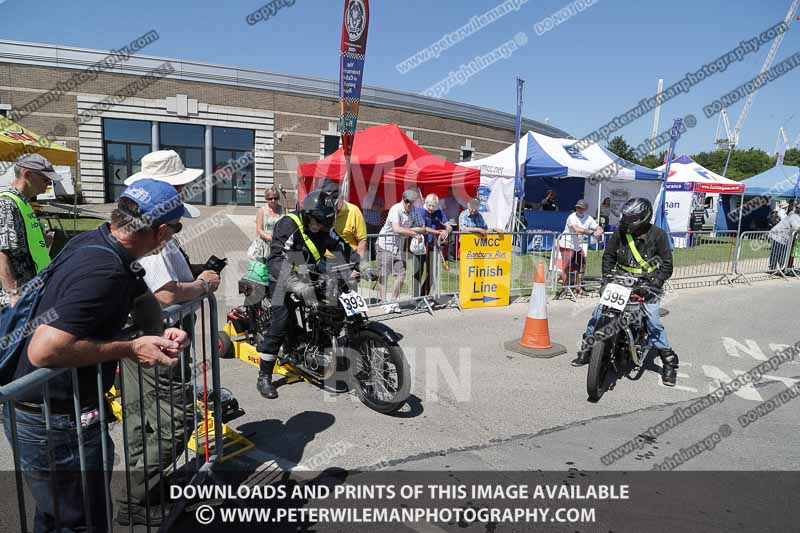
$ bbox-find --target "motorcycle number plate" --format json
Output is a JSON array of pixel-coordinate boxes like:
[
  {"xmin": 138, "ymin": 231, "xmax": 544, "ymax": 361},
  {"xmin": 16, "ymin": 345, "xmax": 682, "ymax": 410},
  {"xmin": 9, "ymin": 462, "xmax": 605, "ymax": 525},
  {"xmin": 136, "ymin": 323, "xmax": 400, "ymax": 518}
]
[
  {"xmin": 600, "ymin": 283, "xmax": 631, "ymax": 311},
  {"xmin": 339, "ymin": 291, "xmax": 369, "ymax": 317}
]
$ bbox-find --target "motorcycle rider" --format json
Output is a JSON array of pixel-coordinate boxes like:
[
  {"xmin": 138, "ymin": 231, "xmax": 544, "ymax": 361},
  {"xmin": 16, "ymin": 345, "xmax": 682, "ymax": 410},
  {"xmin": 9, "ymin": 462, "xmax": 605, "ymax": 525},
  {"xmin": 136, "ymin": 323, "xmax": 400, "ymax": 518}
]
[
  {"xmin": 256, "ymin": 184, "xmax": 356, "ymax": 399},
  {"xmin": 570, "ymin": 198, "xmax": 679, "ymax": 387}
]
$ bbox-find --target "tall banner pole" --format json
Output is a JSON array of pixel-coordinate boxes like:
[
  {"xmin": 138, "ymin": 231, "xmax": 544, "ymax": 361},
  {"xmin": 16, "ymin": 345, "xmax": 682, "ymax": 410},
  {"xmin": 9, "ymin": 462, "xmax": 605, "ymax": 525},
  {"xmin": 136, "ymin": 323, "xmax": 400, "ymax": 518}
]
[
  {"xmin": 511, "ymin": 77, "xmax": 525, "ymax": 233},
  {"xmin": 655, "ymin": 117, "xmax": 685, "ymax": 251},
  {"xmin": 339, "ymin": 0, "xmax": 370, "ymax": 202}
]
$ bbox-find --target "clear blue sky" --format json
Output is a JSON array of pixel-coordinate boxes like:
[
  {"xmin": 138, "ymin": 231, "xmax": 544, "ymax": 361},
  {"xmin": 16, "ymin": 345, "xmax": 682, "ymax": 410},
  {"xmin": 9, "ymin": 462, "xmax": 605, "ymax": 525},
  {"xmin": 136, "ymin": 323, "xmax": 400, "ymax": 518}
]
[{"xmin": 2, "ymin": 0, "xmax": 799, "ymax": 155}]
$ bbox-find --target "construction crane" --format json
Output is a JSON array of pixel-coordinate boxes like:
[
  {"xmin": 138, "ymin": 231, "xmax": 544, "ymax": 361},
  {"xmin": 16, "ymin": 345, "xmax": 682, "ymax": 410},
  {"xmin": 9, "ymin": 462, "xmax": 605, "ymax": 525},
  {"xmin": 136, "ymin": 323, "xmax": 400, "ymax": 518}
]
[
  {"xmin": 714, "ymin": 108, "xmax": 733, "ymax": 151},
  {"xmin": 721, "ymin": 0, "xmax": 800, "ymax": 176},
  {"xmin": 775, "ymin": 126, "xmax": 789, "ymax": 165}
]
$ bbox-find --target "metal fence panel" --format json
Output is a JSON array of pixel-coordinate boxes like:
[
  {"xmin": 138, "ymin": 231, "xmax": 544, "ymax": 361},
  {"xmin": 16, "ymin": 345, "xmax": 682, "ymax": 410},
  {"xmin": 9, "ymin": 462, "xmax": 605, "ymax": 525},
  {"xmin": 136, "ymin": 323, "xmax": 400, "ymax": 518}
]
[{"xmin": 0, "ymin": 294, "xmax": 223, "ymax": 532}]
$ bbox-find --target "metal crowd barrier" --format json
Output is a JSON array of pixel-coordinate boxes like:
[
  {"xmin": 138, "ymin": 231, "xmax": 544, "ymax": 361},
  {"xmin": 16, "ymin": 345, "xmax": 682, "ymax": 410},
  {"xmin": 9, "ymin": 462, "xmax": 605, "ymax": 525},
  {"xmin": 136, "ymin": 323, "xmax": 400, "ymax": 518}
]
[
  {"xmin": 732, "ymin": 230, "xmax": 796, "ymax": 282},
  {"xmin": 669, "ymin": 230, "xmax": 739, "ymax": 284},
  {"xmin": 361, "ymin": 232, "xmax": 454, "ymax": 315},
  {"xmin": 546, "ymin": 231, "xmax": 608, "ymax": 300},
  {"xmin": 0, "ymin": 294, "xmax": 223, "ymax": 532},
  {"xmin": 357, "ymin": 228, "xmax": 799, "ymax": 311}
]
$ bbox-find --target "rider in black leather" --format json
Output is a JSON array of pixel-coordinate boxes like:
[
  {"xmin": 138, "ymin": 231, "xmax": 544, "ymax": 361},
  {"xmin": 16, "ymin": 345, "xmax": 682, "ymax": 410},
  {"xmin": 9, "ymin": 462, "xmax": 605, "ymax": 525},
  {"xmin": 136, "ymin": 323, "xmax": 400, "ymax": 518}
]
[
  {"xmin": 571, "ymin": 198, "xmax": 679, "ymax": 386},
  {"xmin": 256, "ymin": 186, "xmax": 354, "ymax": 399}
]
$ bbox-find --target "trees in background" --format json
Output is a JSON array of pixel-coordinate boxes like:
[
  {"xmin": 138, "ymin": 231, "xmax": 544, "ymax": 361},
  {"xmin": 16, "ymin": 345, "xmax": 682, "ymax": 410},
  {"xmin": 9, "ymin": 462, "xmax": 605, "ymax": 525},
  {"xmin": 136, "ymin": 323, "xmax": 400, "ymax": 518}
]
[{"xmin": 604, "ymin": 135, "xmax": 797, "ymax": 181}]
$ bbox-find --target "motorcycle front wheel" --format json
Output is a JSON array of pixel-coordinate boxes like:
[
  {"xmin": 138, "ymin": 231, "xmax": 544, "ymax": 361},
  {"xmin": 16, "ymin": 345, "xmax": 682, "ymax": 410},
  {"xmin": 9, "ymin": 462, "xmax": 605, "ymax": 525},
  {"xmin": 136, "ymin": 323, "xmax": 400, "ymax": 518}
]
[
  {"xmin": 587, "ymin": 338, "xmax": 613, "ymax": 401},
  {"xmin": 350, "ymin": 330, "xmax": 411, "ymax": 414}
]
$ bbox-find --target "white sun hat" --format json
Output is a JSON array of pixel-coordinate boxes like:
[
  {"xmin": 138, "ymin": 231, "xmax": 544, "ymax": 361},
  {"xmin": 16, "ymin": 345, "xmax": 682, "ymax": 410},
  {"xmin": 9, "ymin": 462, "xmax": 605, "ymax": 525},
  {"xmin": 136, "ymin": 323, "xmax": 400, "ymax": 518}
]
[
  {"xmin": 124, "ymin": 150, "xmax": 203, "ymax": 217},
  {"xmin": 124, "ymin": 150, "xmax": 204, "ymax": 186}
]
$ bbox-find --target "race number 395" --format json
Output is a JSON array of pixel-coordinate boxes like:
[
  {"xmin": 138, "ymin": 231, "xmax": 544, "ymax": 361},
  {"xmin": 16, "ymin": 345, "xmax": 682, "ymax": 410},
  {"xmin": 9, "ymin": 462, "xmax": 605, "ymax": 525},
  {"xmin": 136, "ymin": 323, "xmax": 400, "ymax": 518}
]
[{"xmin": 601, "ymin": 283, "xmax": 631, "ymax": 311}]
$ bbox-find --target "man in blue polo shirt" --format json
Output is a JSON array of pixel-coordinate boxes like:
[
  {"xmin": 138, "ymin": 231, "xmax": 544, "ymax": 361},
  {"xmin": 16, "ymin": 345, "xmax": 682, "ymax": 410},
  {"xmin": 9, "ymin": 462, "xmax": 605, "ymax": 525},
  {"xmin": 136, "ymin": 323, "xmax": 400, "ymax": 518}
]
[
  {"xmin": 3, "ymin": 179, "xmax": 191, "ymax": 533},
  {"xmin": 458, "ymin": 197, "xmax": 503, "ymax": 236}
]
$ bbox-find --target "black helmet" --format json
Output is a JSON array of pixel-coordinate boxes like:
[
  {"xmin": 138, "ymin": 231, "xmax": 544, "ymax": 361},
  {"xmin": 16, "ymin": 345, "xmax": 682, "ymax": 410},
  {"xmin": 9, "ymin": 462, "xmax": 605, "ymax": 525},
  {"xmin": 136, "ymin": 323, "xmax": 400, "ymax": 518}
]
[
  {"xmin": 301, "ymin": 189, "xmax": 336, "ymax": 231},
  {"xmin": 618, "ymin": 198, "xmax": 653, "ymax": 235}
]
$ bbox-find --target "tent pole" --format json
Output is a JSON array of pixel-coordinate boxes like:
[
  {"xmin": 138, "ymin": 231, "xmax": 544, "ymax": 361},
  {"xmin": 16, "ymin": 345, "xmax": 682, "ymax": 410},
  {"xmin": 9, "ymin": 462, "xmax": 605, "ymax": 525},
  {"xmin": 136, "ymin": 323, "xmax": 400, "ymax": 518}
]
[
  {"xmin": 596, "ymin": 182, "xmax": 602, "ymax": 223},
  {"xmin": 735, "ymin": 190, "xmax": 744, "ymax": 237}
]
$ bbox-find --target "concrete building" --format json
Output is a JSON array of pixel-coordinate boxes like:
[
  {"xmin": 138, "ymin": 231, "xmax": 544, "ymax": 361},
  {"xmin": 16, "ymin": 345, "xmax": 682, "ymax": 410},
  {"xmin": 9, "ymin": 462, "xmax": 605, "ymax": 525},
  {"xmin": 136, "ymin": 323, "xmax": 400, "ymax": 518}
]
[{"xmin": 0, "ymin": 40, "xmax": 569, "ymax": 207}]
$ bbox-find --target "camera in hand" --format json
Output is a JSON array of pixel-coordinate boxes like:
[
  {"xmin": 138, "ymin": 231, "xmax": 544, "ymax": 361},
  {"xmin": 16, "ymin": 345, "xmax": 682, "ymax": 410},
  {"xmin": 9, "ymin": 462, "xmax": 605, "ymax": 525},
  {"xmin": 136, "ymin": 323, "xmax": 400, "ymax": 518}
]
[{"xmin": 205, "ymin": 255, "xmax": 228, "ymax": 274}]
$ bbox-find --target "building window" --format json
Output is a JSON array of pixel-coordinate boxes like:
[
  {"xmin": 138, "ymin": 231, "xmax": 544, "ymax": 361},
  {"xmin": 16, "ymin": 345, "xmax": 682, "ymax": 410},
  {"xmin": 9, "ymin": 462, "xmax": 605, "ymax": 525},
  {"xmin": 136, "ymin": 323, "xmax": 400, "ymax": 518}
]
[
  {"xmin": 159, "ymin": 122, "xmax": 205, "ymax": 204},
  {"xmin": 323, "ymin": 134, "xmax": 340, "ymax": 156},
  {"xmin": 102, "ymin": 118, "xmax": 152, "ymax": 202},
  {"xmin": 213, "ymin": 126, "xmax": 255, "ymax": 206},
  {"xmin": 461, "ymin": 149, "xmax": 473, "ymax": 162}
]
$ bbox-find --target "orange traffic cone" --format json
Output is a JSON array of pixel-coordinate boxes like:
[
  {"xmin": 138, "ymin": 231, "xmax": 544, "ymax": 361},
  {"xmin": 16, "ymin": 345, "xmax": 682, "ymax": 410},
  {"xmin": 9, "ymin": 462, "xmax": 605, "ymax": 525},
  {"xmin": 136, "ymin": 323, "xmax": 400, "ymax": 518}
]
[{"xmin": 504, "ymin": 261, "xmax": 566, "ymax": 358}]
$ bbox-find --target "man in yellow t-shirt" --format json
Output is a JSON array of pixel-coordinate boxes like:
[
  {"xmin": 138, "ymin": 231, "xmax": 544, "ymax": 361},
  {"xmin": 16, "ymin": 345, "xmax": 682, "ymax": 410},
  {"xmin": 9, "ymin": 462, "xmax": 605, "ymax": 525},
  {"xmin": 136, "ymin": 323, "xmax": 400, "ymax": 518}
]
[{"xmin": 319, "ymin": 179, "xmax": 368, "ymax": 259}]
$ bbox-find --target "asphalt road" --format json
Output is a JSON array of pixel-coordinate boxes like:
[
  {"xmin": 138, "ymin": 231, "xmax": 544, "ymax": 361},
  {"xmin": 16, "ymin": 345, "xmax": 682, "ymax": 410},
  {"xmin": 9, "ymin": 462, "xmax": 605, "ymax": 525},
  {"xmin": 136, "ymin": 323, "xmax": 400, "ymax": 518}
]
[{"xmin": 206, "ymin": 277, "xmax": 799, "ymax": 475}]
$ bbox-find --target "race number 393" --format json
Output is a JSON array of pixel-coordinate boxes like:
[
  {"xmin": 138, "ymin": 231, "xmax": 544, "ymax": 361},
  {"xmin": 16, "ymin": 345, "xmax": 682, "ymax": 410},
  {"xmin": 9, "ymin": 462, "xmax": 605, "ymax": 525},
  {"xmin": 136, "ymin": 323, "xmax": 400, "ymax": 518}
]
[
  {"xmin": 339, "ymin": 291, "xmax": 368, "ymax": 316},
  {"xmin": 600, "ymin": 283, "xmax": 631, "ymax": 311}
]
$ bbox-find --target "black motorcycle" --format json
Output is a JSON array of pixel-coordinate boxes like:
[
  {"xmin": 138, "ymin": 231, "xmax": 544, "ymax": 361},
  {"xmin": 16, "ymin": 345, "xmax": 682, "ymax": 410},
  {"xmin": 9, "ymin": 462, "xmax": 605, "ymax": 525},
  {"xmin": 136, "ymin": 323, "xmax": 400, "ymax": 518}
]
[
  {"xmin": 586, "ymin": 274, "xmax": 658, "ymax": 401},
  {"xmin": 226, "ymin": 263, "xmax": 411, "ymax": 414}
]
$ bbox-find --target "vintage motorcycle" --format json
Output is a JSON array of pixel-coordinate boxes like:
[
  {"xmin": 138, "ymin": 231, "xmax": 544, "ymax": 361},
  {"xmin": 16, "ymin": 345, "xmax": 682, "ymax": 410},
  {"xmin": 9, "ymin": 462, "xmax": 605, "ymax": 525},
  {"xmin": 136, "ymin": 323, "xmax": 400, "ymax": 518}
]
[
  {"xmin": 221, "ymin": 262, "xmax": 411, "ymax": 414},
  {"xmin": 586, "ymin": 274, "xmax": 659, "ymax": 401}
]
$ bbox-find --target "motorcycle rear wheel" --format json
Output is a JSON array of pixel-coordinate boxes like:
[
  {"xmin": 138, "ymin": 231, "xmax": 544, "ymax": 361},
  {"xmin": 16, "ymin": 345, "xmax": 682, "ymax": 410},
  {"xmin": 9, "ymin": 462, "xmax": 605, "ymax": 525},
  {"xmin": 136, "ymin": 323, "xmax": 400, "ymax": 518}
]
[
  {"xmin": 587, "ymin": 338, "xmax": 612, "ymax": 401},
  {"xmin": 350, "ymin": 330, "xmax": 411, "ymax": 414}
]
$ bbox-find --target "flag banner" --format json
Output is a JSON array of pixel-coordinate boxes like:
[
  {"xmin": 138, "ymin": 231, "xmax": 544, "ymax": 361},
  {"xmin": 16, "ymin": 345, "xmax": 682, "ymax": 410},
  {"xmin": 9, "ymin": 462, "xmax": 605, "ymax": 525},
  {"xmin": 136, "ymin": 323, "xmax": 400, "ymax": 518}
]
[
  {"xmin": 513, "ymin": 78, "xmax": 524, "ymax": 198},
  {"xmin": 339, "ymin": 0, "xmax": 370, "ymax": 157}
]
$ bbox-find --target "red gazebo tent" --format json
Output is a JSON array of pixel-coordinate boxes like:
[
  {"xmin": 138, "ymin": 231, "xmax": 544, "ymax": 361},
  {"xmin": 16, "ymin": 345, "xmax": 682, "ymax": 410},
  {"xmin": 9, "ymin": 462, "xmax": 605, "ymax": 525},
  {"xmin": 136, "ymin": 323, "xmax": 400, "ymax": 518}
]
[{"xmin": 297, "ymin": 124, "xmax": 480, "ymax": 208}]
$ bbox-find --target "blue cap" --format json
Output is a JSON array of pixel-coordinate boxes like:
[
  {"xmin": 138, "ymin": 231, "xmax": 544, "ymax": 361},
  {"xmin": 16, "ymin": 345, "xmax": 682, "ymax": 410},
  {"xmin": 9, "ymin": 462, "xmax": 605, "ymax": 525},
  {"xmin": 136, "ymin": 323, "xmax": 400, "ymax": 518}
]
[{"xmin": 119, "ymin": 179, "xmax": 193, "ymax": 225}]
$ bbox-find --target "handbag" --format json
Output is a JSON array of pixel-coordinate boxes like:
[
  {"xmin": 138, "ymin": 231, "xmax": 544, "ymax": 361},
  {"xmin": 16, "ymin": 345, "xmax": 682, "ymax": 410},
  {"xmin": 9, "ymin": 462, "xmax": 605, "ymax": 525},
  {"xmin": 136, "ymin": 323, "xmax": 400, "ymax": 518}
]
[{"xmin": 410, "ymin": 234, "xmax": 427, "ymax": 255}]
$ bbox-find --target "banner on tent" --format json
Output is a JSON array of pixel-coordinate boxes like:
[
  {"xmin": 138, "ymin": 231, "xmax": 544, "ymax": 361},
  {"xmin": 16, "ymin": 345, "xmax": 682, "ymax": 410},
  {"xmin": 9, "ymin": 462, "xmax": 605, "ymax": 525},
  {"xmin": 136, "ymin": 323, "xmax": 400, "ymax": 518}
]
[{"xmin": 478, "ymin": 176, "xmax": 515, "ymax": 230}]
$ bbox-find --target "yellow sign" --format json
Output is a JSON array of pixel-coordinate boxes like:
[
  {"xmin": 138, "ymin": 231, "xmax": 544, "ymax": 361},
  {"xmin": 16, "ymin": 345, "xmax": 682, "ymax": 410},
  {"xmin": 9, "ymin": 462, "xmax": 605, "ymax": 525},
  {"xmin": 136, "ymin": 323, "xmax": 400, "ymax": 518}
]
[{"xmin": 459, "ymin": 233, "xmax": 512, "ymax": 308}]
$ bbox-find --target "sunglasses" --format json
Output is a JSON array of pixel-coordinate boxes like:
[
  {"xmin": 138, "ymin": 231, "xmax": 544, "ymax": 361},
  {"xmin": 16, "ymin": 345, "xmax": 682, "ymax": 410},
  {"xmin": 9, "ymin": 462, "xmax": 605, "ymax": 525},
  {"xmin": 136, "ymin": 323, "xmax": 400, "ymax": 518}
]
[
  {"xmin": 403, "ymin": 199, "xmax": 413, "ymax": 204},
  {"xmin": 266, "ymin": 197, "xmax": 279, "ymax": 201}
]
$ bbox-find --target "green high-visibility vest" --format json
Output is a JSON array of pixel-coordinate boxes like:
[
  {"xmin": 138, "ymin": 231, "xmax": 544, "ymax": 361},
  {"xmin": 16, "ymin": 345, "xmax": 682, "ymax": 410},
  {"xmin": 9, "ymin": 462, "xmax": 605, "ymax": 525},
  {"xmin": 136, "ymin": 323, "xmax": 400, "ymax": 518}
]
[
  {"xmin": 617, "ymin": 233, "xmax": 656, "ymax": 275},
  {"xmin": 285, "ymin": 213, "xmax": 321, "ymax": 264},
  {"xmin": 0, "ymin": 191, "xmax": 51, "ymax": 273}
]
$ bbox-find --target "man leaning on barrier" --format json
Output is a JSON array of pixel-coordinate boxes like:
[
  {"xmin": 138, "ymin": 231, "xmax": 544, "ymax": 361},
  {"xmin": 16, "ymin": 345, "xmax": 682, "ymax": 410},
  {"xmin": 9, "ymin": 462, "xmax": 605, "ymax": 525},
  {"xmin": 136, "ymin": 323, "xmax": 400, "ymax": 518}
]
[
  {"xmin": 767, "ymin": 202, "xmax": 800, "ymax": 275},
  {"xmin": 458, "ymin": 197, "xmax": 502, "ymax": 236},
  {"xmin": 571, "ymin": 198, "xmax": 679, "ymax": 387},
  {"xmin": 2, "ymin": 179, "xmax": 191, "ymax": 533},
  {"xmin": 118, "ymin": 150, "xmax": 218, "ymax": 526}
]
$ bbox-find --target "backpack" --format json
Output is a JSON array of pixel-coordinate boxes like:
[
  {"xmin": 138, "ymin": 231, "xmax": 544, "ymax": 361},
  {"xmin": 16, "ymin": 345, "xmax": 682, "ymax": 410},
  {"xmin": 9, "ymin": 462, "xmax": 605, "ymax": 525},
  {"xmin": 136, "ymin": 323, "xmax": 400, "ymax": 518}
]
[{"xmin": 0, "ymin": 241, "xmax": 120, "ymax": 385}]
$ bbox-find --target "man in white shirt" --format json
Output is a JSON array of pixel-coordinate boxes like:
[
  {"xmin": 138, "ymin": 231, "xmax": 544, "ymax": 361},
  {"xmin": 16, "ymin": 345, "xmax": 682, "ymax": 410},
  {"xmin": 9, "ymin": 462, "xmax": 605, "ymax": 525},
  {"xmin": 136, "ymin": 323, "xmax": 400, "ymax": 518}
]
[
  {"xmin": 557, "ymin": 199, "xmax": 603, "ymax": 294},
  {"xmin": 768, "ymin": 204, "xmax": 800, "ymax": 273},
  {"xmin": 117, "ymin": 150, "xmax": 221, "ymax": 525},
  {"xmin": 376, "ymin": 189, "xmax": 424, "ymax": 313}
]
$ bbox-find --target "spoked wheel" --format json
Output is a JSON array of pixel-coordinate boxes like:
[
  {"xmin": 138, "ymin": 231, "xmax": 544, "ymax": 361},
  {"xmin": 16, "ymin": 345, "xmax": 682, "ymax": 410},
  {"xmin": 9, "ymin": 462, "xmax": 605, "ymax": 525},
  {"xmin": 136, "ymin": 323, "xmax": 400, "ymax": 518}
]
[
  {"xmin": 350, "ymin": 330, "xmax": 411, "ymax": 414},
  {"xmin": 587, "ymin": 339, "xmax": 613, "ymax": 401}
]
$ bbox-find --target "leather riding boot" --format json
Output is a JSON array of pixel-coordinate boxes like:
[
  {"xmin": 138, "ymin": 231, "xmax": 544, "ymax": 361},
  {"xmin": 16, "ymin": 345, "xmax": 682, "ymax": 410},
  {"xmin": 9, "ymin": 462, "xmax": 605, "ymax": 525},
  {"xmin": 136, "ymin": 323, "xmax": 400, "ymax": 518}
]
[
  {"xmin": 257, "ymin": 357, "xmax": 278, "ymax": 399},
  {"xmin": 571, "ymin": 336, "xmax": 592, "ymax": 367},
  {"xmin": 659, "ymin": 349, "xmax": 679, "ymax": 387}
]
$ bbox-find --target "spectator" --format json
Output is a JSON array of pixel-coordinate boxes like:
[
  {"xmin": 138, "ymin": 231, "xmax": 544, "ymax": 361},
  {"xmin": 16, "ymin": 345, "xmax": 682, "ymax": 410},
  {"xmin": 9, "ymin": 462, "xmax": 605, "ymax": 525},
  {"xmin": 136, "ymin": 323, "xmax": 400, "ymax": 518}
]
[
  {"xmin": 414, "ymin": 193, "xmax": 452, "ymax": 298},
  {"xmin": 363, "ymin": 195, "xmax": 386, "ymax": 260},
  {"xmin": 3, "ymin": 179, "xmax": 191, "ymax": 533},
  {"xmin": 0, "ymin": 154, "xmax": 61, "ymax": 310},
  {"xmin": 557, "ymin": 199, "xmax": 603, "ymax": 294},
  {"xmin": 248, "ymin": 186, "xmax": 283, "ymax": 262},
  {"xmin": 376, "ymin": 189, "xmax": 424, "ymax": 313},
  {"xmin": 319, "ymin": 179, "xmax": 367, "ymax": 258},
  {"xmin": 767, "ymin": 204, "xmax": 800, "ymax": 274},
  {"xmin": 541, "ymin": 190, "xmax": 559, "ymax": 211},
  {"xmin": 598, "ymin": 197, "xmax": 612, "ymax": 228},
  {"xmin": 120, "ymin": 150, "xmax": 217, "ymax": 525},
  {"xmin": 458, "ymin": 198, "xmax": 502, "ymax": 236},
  {"xmin": 440, "ymin": 186, "xmax": 469, "ymax": 226}
]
